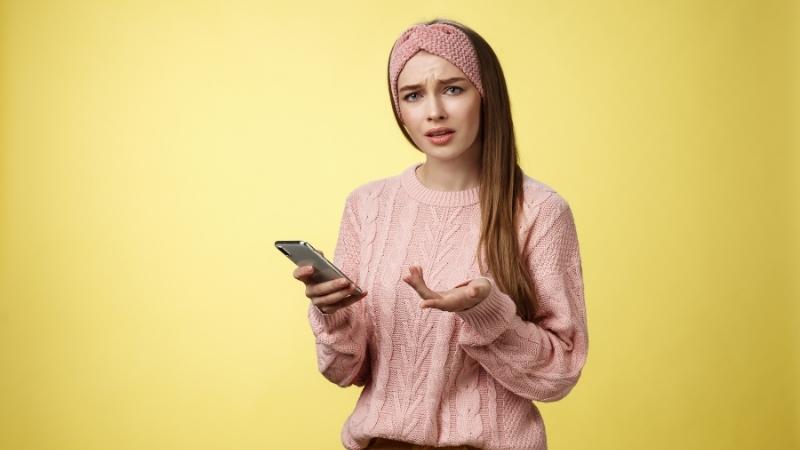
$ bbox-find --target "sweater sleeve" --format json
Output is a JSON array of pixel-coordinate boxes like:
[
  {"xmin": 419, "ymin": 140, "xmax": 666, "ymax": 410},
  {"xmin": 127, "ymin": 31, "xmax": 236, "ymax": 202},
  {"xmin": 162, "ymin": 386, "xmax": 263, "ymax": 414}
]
[
  {"xmin": 454, "ymin": 193, "xmax": 588, "ymax": 402},
  {"xmin": 307, "ymin": 192, "xmax": 370, "ymax": 388}
]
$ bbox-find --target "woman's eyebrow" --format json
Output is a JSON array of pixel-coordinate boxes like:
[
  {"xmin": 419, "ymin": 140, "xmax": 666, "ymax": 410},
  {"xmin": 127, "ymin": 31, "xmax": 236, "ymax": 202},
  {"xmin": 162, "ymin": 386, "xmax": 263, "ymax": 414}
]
[{"xmin": 399, "ymin": 77, "xmax": 467, "ymax": 93}]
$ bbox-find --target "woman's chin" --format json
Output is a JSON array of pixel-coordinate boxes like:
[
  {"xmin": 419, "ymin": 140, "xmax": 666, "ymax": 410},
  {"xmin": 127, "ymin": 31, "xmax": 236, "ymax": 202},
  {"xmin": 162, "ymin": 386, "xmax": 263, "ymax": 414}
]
[{"xmin": 420, "ymin": 146, "xmax": 469, "ymax": 161}]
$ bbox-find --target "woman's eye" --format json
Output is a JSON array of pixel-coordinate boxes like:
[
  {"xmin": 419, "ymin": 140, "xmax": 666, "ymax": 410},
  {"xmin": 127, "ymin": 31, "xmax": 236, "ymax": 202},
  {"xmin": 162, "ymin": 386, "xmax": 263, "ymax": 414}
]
[{"xmin": 403, "ymin": 86, "xmax": 462, "ymax": 102}]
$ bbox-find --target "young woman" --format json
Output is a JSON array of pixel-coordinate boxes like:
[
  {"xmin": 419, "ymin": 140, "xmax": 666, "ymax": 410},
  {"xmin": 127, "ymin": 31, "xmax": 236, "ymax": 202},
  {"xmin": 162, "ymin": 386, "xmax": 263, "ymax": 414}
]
[{"xmin": 293, "ymin": 18, "xmax": 588, "ymax": 450}]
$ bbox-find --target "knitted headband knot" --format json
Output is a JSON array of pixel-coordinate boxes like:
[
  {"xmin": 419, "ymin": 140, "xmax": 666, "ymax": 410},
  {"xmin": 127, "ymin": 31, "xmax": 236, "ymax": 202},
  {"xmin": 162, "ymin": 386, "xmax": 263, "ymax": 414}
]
[{"xmin": 389, "ymin": 23, "xmax": 484, "ymax": 117}]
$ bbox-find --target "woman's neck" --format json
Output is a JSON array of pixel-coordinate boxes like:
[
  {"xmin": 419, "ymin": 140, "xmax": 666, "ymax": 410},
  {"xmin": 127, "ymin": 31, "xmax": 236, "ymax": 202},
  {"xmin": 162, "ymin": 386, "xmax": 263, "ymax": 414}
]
[{"xmin": 417, "ymin": 158, "xmax": 481, "ymax": 191}]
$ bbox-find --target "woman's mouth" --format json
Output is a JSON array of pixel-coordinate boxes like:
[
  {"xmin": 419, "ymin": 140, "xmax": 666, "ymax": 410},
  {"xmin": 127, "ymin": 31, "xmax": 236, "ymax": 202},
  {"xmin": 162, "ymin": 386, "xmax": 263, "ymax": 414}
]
[{"xmin": 426, "ymin": 130, "xmax": 455, "ymax": 145}]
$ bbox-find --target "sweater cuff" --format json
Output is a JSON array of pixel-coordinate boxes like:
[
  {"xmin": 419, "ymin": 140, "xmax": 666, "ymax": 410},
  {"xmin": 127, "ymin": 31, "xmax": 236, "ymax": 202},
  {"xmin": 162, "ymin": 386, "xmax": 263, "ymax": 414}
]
[
  {"xmin": 455, "ymin": 277, "xmax": 518, "ymax": 345},
  {"xmin": 308, "ymin": 302, "xmax": 351, "ymax": 330}
]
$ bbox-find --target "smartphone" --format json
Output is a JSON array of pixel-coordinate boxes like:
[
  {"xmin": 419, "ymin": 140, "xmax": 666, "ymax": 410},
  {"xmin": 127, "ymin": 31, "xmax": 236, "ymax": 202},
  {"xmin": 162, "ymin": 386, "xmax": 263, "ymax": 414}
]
[{"xmin": 275, "ymin": 240, "xmax": 363, "ymax": 296}]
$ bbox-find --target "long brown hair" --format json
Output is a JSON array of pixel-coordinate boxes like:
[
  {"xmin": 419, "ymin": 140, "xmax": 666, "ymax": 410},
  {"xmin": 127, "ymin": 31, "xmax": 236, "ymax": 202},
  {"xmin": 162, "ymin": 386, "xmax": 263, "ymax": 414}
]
[{"xmin": 387, "ymin": 18, "xmax": 538, "ymax": 322}]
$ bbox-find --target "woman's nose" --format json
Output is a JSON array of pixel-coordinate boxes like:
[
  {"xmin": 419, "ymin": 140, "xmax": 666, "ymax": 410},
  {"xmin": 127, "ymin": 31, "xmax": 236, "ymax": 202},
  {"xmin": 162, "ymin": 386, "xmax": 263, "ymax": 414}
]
[{"xmin": 426, "ymin": 96, "xmax": 447, "ymax": 121}]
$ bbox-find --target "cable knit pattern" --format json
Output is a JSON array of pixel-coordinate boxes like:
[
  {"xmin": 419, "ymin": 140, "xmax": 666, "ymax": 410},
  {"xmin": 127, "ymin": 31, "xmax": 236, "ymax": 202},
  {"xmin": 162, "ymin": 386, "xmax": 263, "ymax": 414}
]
[{"xmin": 307, "ymin": 163, "xmax": 588, "ymax": 450}]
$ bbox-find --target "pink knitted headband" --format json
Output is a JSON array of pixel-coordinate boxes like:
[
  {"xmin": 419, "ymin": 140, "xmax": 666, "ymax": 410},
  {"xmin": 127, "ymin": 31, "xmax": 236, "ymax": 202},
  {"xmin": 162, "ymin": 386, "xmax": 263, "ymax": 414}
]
[{"xmin": 389, "ymin": 23, "xmax": 484, "ymax": 117}]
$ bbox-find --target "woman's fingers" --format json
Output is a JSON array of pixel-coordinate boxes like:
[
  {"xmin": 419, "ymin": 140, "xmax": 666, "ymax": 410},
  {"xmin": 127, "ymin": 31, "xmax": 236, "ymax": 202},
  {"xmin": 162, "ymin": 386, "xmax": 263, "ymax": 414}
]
[
  {"xmin": 293, "ymin": 266, "xmax": 363, "ymax": 305},
  {"xmin": 293, "ymin": 266, "xmax": 349, "ymax": 297},
  {"xmin": 421, "ymin": 280, "xmax": 490, "ymax": 311},
  {"xmin": 419, "ymin": 292, "xmax": 465, "ymax": 311},
  {"xmin": 318, "ymin": 290, "xmax": 368, "ymax": 314},
  {"xmin": 293, "ymin": 259, "xmax": 365, "ymax": 313},
  {"xmin": 293, "ymin": 265, "xmax": 315, "ymax": 283},
  {"xmin": 311, "ymin": 283, "xmax": 361, "ymax": 307},
  {"xmin": 306, "ymin": 277, "xmax": 354, "ymax": 299},
  {"xmin": 403, "ymin": 265, "xmax": 441, "ymax": 300}
]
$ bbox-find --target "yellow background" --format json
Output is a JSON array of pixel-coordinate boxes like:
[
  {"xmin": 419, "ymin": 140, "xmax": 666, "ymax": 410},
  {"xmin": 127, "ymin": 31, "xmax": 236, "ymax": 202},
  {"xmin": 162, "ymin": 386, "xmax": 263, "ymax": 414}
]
[{"xmin": 1, "ymin": 1, "xmax": 797, "ymax": 449}]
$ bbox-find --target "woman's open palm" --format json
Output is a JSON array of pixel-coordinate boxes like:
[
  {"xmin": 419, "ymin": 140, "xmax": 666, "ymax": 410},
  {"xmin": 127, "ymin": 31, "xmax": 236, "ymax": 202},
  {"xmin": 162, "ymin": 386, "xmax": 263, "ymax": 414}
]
[{"xmin": 402, "ymin": 265, "xmax": 490, "ymax": 312}]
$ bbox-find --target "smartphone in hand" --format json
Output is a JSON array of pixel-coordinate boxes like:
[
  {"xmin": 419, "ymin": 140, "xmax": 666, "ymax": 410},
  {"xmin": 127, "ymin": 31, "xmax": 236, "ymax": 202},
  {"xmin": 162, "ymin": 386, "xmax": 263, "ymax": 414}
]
[{"xmin": 275, "ymin": 240, "xmax": 363, "ymax": 296}]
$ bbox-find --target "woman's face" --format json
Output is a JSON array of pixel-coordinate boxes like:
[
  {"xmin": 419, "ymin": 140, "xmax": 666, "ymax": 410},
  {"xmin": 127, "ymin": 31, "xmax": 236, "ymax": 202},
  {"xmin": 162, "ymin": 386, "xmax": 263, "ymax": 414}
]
[{"xmin": 397, "ymin": 51, "xmax": 482, "ymax": 164}]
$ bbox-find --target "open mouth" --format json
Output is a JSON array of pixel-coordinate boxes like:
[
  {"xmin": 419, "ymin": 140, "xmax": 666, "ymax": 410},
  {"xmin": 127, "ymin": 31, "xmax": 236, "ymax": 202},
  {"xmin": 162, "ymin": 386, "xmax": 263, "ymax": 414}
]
[{"xmin": 426, "ymin": 130, "xmax": 455, "ymax": 145}]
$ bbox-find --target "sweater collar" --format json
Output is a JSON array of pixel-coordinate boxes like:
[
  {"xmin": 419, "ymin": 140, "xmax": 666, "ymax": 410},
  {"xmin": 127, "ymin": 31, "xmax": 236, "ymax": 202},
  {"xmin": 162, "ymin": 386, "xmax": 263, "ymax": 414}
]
[{"xmin": 400, "ymin": 163, "xmax": 481, "ymax": 207}]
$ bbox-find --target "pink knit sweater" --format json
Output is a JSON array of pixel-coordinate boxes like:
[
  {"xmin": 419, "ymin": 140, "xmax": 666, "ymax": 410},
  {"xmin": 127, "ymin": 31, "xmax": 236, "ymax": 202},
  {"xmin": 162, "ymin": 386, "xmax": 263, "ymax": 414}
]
[{"xmin": 308, "ymin": 163, "xmax": 588, "ymax": 450}]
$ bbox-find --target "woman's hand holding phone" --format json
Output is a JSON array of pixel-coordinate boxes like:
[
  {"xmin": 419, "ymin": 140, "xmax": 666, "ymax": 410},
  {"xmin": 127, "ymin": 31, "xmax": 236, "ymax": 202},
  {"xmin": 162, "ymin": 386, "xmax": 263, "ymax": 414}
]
[{"xmin": 293, "ymin": 251, "xmax": 368, "ymax": 314}]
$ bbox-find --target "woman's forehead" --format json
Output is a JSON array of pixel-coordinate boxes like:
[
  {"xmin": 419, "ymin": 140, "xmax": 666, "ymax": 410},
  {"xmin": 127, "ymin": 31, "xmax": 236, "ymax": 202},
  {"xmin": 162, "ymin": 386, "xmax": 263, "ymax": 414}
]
[{"xmin": 398, "ymin": 51, "xmax": 465, "ymax": 82}]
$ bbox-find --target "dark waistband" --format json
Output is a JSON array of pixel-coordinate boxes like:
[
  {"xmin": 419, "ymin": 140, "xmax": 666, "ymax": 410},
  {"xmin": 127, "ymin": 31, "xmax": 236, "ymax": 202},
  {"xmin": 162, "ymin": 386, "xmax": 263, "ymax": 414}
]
[{"xmin": 366, "ymin": 437, "xmax": 480, "ymax": 450}]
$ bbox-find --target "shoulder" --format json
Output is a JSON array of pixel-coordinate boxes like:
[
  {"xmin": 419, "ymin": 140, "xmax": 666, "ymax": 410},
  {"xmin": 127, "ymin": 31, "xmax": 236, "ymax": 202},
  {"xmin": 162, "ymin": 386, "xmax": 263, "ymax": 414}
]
[
  {"xmin": 342, "ymin": 169, "xmax": 404, "ymax": 209},
  {"xmin": 517, "ymin": 172, "xmax": 576, "ymax": 246},
  {"xmin": 521, "ymin": 173, "xmax": 571, "ymax": 216}
]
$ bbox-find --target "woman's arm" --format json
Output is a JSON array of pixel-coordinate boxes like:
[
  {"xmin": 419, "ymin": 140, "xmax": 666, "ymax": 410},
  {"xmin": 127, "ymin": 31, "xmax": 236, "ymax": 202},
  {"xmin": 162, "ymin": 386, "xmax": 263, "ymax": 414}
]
[
  {"xmin": 455, "ymin": 193, "xmax": 588, "ymax": 402},
  {"xmin": 307, "ymin": 193, "xmax": 370, "ymax": 387}
]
